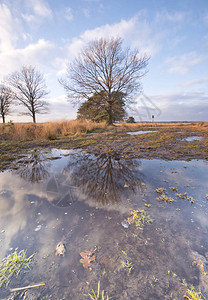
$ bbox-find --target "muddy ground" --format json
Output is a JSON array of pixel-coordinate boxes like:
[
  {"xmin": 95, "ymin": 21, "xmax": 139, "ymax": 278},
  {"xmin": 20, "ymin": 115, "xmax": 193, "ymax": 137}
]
[
  {"xmin": 0, "ymin": 123, "xmax": 208, "ymax": 299},
  {"xmin": 0, "ymin": 123, "xmax": 208, "ymax": 171}
]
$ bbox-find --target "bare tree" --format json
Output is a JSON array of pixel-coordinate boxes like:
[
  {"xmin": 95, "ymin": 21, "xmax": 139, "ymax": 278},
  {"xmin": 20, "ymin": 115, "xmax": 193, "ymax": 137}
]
[
  {"xmin": 60, "ymin": 37, "xmax": 149, "ymax": 125},
  {"xmin": 0, "ymin": 83, "xmax": 13, "ymax": 123},
  {"xmin": 8, "ymin": 65, "xmax": 49, "ymax": 123}
]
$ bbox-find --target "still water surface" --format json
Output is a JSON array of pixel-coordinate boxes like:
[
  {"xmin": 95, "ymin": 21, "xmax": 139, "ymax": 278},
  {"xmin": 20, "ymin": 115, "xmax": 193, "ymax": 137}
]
[{"xmin": 0, "ymin": 149, "xmax": 208, "ymax": 299}]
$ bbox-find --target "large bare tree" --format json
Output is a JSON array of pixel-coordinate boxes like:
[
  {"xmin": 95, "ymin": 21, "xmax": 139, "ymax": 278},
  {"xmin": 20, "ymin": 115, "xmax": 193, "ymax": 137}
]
[
  {"xmin": 0, "ymin": 83, "xmax": 13, "ymax": 123},
  {"xmin": 60, "ymin": 37, "xmax": 149, "ymax": 125},
  {"xmin": 8, "ymin": 65, "xmax": 49, "ymax": 123}
]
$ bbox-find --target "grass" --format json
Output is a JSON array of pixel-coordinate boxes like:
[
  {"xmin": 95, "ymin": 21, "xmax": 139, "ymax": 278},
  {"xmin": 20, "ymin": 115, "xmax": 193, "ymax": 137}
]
[
  {"xmin": 184, "ymin": 287, "xmax": 205, "ymax": 300},
  {"xmin": 155, "ymin": 187, "xmax": 195, "ymax": 203},
  {"xmin": 182, "ymin": 281, "xmax": 206, "ymax": 300},
  {"xmin": 175, "ymin": 192, "xmax": 195, "ymax": 203},
  {"xmin": 169, "ymin": 186, "xmax": 177, "ymax": 191},
  {"xmin": 0, "ymin": 120, "xmax": 107, "ymax": 141},
  {"xmin": 0, "ymin": 121, "xmax": 208, "ymax": 170},
  {"xmin": 84, "ymin": 281, "xmax": 111, "ymax": 300},
  {"xmin": 0, "ymin": 249, "xmax": 35, "ymax": 289},
  {"xmin": 156, "ymin": 194, "xmax": 175, "ymax": 203},
  {"xmin": 155, "ymin": 187, "xmax": 167, "ymax": 194},
  {"xmin": 121, "ymin": 260, "xmax": 134, "ymax": 274},
  {"xmin": 129, "ymin": 209, "xmax": 152, "ymax": 229}
]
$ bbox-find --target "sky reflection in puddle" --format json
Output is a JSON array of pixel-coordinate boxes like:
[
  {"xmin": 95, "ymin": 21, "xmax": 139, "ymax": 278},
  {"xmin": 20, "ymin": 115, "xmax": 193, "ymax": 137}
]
[
  {"xmin": 0, "ymin": 149, "xmax": 208, "ymax": 299},
  {"xmin": 126, "ymin": 130, "xmax": 157, "ymax": 135},
  {"xmin": 182, "ymin": 136, "xmax": 203, "ymax": 142}
]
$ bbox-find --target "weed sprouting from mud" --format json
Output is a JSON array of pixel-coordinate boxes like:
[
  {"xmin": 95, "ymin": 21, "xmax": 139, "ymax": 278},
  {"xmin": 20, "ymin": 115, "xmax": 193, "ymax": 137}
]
[
  {"xmin": 156, "ymin": 194, "xmax": 175, "ymax": 203},
  {"xmin": 175, "ymin": 192, "xmax": 195, "ymax": 203},
  {"xmin": 169, "ymin": 186, "xmax": 177, "ymax": 191},
  {"xmin": 182, "ymin": 281, "xmax": 205, "ymax": 300},
  {"xmin": 84, "ymin": 280, "xmax": 111, "ymax": 300},
  {"xmin": 183, "ymin": 287, "xmax": 205, "ymax": 300},
  {"xmin": 129, "ymin": 209, "xmax": 152, "ymax": 229},
  {"xmin": 0, "ymin": 249, "xmax": 35, "ymax": 289},
  {"xmin": 122, "ymin": 260, "xmax": 134, "ymax": 274},
  {"xmin": 155, "ymin": 187, "xmax": 167, "ymax": 194},
  {"xmin": 155, "ymin": 187, "xmax": 195, "ymax": 204}
]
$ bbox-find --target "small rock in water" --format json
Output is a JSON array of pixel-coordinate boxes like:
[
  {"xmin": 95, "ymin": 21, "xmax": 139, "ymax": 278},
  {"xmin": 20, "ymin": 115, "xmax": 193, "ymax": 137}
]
[
  {"xmin": 34, "ymin": 225, "xmax": 42, "ymax": 232},
  {"xmin": 121, "ymin": 220, "xmax": 130, "ymax": 229},
  {"xmin": 0, "ymin": 190, "xmax": 7, "ymax": 195}
]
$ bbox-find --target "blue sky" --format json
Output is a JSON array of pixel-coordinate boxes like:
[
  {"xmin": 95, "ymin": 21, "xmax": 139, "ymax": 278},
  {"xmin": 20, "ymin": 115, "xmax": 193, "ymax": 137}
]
[{"xmin": 0, "ymin": 0, "xmax": 208, "ymax": 122}]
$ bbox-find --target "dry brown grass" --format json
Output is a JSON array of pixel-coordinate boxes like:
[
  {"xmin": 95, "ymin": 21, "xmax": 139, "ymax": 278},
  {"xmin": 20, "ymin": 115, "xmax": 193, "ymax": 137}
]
[
  {"xmin": 0, "ymin": 120, "xmax": 107, "ymax": 141},
  {"xmin": 116, "ymin": 121, "xmax": 208, "ymax": 131}
]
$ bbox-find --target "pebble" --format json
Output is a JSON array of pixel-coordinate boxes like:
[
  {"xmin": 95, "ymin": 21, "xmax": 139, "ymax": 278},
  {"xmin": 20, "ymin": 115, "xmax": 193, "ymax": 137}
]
[
  {"xmin": 34, "ymin": 225, "xmax": 42, "ymax": 232},
  {"xmin": 121, "ymin": 220, "xmax": 130, "ymax": 229}
]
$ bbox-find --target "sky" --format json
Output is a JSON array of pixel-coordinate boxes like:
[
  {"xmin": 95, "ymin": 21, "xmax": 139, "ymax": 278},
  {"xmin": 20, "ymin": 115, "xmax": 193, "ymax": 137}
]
[{"xmin": 0, "ymin": 0, "xmax": 208, "ymax": 123}]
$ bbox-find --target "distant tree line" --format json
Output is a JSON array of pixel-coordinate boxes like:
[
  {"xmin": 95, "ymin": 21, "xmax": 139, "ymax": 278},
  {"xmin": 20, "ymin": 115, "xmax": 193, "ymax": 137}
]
[{"xmin": 0, "ymin": 37, "xmax": 149, "ymax": 124}]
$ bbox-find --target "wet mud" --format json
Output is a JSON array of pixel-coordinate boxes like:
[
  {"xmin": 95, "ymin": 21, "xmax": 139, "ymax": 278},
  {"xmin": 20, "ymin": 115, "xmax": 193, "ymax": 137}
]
[{"xmin": 0, "ymin": 149, "xmax": 208, "ymax": 299}]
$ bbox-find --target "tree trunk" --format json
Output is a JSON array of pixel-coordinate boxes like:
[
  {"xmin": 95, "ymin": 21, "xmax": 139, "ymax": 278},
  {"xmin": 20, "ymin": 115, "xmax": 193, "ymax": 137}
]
[
  {"xmin": 107, "ymin": 115, "xmax": 113, "ymax": 125},
  {"xmin": 107, "ymin": 101, "xmax": 113, "ymax": 125},
  {"xmin": 32, "ymin": 112, "xmax": 36, "ymax": 123},
  {"xmin": 2, "ymin": 114, "xmax": 5, "ymax": 124}
]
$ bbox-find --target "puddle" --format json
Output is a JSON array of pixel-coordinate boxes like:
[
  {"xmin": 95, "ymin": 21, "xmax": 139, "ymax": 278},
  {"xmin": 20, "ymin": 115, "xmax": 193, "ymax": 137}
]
[
  {"xmin": 0, "ymin": 149, "xmax": 208, "ymax": 299},
  {"xmin": 182, "ymin": 136, "xmax": 203, "ymax": 142},
  {"xmin": 127, "ymin": 130, "xmax": 157, "ymax": 135}
]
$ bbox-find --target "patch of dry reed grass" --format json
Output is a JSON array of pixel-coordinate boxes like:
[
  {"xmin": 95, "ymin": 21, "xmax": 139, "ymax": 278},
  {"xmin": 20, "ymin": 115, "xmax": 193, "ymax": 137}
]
[{"xmin": 0, "ymin": 120, "xmax": 107, "ymax": 141}]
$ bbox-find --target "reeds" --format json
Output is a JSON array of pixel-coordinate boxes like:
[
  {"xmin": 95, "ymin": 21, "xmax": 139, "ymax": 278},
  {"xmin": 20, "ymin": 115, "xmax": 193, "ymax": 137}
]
[{"xmin": 0, "ymin": 120, "xmax": 107, "ymax": 141}]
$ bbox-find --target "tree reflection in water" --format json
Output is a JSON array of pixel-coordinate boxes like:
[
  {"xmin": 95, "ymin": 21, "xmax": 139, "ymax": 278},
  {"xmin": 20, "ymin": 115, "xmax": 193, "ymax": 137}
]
[
  {"xmin": 16, "ymin": 151, "xmax": 49, "ymax": 183},
  {"xmin": 64, "ymin": 151, "xmax": 142, "ymax": 205}
]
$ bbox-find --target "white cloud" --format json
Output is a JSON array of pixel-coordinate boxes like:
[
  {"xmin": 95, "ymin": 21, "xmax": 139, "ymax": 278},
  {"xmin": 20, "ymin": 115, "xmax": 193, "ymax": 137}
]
[
  {"xmin": 64, "ymin": 7, "xmax": 73, "ymax": 21},
  {"xmin": 127, "ymin": 90, "xmax": 208, "ymax": 122},
  {"xmin": 181, "ymin": 77, "xmax": 208, "ymax": 87},
  {"xmin": 162, "ymin": 11, "xmax": 188, "ymax": 22},
  {"xmin": 32, "ymin": 0, "xmax": 52, "ymax": 17},
  {"xmin": 0, "ymin": 39, "xmax": 55, "ymax": 79},
  {"xmin": 22, "ymin": 0, "xmax": 52, "ymax": 23},
  {"xmin": 0, "ymin": 3, "xmax": 20, "ymax": 52},
  {"xmin": 65, "ymin": 15, "xmax": 163, "ymax": 61},
  {"xmin": 166, "ymin": 52, "xmax": 207, "ymax": 74},
  {"xmin": 149, "ymin": 91, "xmax": 208, "ymax": 121}
]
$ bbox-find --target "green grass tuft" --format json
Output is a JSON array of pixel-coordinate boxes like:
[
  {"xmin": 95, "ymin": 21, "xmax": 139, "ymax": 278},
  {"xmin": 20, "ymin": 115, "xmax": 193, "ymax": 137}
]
[{"xmin": 0, "ymin": 249, "xmax": 35, "ymax": 289}]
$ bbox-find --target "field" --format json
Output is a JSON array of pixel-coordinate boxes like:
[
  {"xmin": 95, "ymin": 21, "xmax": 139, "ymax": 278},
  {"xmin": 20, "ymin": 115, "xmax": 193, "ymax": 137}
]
[
  {"xmin": 0, "ymin": 120, "xmax": 208, "ymax": 170},
  {"xmin": 0, "ymin": 121, "xmax": 208, "ymax": 299}
]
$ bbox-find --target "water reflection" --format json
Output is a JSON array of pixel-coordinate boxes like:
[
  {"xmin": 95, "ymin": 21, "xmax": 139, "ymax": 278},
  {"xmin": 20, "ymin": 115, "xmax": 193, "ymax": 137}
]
[
  {"xmin": 45, "ymin": 173, "xmax": 78, "ymax": 207},
  {"xmin": 127, "ymin": 130, "xmax": 157, "ymax": 135},
  {"xmin": 63, "ymin": 151, "xmax": 142, "ymax": 205},
  {"xmin": 16, "ymin": 151, "xmax": 49, "ymax": 183},
  {"xmin": 1, "ymin": 151, "xmax": 208, "ymax": 299}
]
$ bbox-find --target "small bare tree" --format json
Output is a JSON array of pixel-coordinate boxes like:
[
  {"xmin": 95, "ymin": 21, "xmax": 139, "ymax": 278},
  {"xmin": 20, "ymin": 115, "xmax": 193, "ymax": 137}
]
[
  {"xmin": 8, "ymin": 65, "xmax": 49, "ymax": 123},
  {"xmin": 60, "ymin": 37, "xmax": 149, "ymax": 125},
  {"xmin": 0, "ymin": 83, "xmax": 13, "ymax": 123}
]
